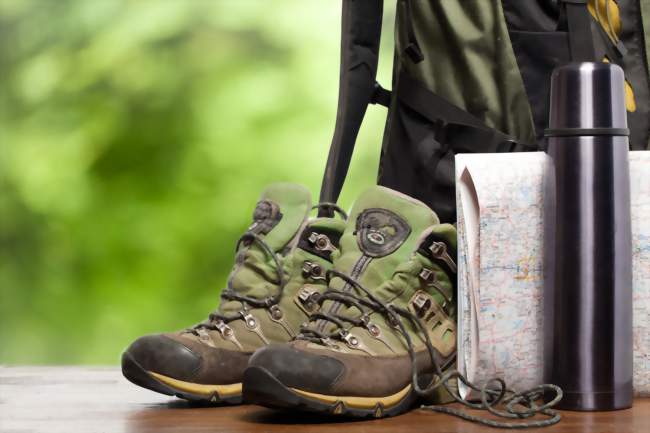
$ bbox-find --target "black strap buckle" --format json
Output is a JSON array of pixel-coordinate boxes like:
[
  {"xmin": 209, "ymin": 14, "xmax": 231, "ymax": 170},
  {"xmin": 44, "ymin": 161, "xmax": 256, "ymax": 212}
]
[
  {"xmin": 369, "ymin": 82, "xmax": 392, "ymax": 107},
  {"xmin": 404, "ymin": 43, "xmax": 424, "ymax": 63}
]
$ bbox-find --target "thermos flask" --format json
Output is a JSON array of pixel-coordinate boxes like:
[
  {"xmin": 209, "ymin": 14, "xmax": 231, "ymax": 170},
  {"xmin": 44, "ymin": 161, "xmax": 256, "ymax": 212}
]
[{"xmin": 543, "ymin": 62, "xmax": 633, "ymax": 410}]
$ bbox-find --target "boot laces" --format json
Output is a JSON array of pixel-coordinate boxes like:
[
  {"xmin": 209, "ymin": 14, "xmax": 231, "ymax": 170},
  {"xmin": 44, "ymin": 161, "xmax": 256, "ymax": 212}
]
[
  {"xmin": 298, "ymin": 269, "xmax": 563, "ymax": 429},
  {"xmin": 190, "ymin": 231, "xmax": 285, "ymax": 333},
  {"xmin": 310, "ymin": 202, "xmax": 348, "ymax": 220},
  {"xmin": 191, "ymin": 202, "xmax": 347, "ymax": 333}
]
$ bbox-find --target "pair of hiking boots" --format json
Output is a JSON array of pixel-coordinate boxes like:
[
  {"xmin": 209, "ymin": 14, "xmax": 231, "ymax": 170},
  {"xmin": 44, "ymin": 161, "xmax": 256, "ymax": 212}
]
[{"xmin": 122, "ymin": 183, "xmax": 458, "ymax": 418}]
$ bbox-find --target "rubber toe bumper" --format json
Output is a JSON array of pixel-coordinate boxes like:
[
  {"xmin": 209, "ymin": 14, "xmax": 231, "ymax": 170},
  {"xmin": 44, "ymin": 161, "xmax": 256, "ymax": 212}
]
[
  {"xmin": 121, "ymin": 334, "xmax": 242, "ymax": 404},
  {"xmin": 125, "ymin": 334, "xmax": 202, "ymax": 381},
  {"xmin": 248, "ymin": 343, "xmax": 344, "ymax": 392}
]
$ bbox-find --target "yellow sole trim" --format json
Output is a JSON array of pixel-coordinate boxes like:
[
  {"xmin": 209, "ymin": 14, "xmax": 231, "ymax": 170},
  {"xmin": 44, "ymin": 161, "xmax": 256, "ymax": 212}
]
[
  {"xmin": 290, "ymin": 384, "xmax": 411, "ymax": 409},
  {"xmin": 148, "ymin": 371, "xmax": 242, "ymax": 397}
]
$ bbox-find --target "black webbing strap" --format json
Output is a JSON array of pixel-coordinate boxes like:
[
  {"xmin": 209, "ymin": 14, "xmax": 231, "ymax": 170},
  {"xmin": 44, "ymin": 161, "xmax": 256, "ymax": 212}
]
[
  {"xmin": 560, "ymin": 0, "xmax": 596, "ymax": 61},
  {"xmin": 399, "ymin": 0, "xmax": 424, "ymax": 63},
  {"xmin": 318, "ymin": 0, "xmax": 384, "ymax": 215},
  {"xmin": 398, "ymin": 73, "xmax": 533, "ymax": 153},
  {"xmin": 370, "ymin": 82, "xmax": 391, "ymax": 107}
]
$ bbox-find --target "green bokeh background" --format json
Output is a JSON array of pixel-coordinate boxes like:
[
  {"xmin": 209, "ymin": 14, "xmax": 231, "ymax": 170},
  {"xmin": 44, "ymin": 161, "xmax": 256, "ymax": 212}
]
[{"xmin": 0, "ymin": 0, "xmax": 395, "ymax": 364}]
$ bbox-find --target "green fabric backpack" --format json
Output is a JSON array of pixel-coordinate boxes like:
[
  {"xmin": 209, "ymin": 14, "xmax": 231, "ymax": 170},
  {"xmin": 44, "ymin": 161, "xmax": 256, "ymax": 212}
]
[{"xmin": 319, "ymin": 0, "xmax": 650, "ymax": 223}]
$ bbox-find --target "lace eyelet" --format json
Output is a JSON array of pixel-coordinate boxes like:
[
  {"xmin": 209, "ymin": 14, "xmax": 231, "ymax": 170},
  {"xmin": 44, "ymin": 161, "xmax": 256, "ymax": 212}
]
[
  {"xmin": 368, "ymin": 324, "xmax": 381, "ymax": 337},
  {"xmin": 297, "ymin": 286, "xmax": 321, "ymax": 312},
  {"xmin": 215, "ymin": 321, "xmax": 234, "ymax": 337},
  {"xmin": 302, "ymin": 261, "xmax": 325, "ymax": 280},
  {"xmin": 430, "ymin": 241, "xmax": 446, "ymax": 256},
  {"xmin": 240, "ymin": 312, "xmax": 258, "ymax": 329},
  {"xmin": 269, "ymin": 305, "xmax": 283, "ymax": 320},
  {"xmin": 412, "ymin": 293, "xmax": 432, "ymax": 317},
  {"xmin": 341, "ymin": 331, "xmax": 359, "ymax": 347},
  {"xmin": 308, "ymin": 232, "xmax": 336, "ymax": 252},
  {"xmin": 419, "ymin": 268, "xmax": 436, "ymax": 284}
]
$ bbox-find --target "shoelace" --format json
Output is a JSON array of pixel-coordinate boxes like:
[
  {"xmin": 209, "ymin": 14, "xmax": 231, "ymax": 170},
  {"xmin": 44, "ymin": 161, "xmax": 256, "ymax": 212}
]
[
  {"xmin": 190, "ymin": 231, "xmax": 285, "ymax": 333},
  {"xmin": 311, "ymin": 202, "xmax": 348, "ymax": 220},
  {"xmin": 298, "ymin": 269, "xmax": 563, "ymax": 429},
  {"xmin": 192, "ymin": 202, "xmax": 348, "ymax": 332}
]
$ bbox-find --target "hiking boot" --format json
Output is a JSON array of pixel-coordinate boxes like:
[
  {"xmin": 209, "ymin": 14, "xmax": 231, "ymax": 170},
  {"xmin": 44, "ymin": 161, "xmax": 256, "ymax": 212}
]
[
  {"xmin": 121, "ymin": 183, "xmax": 347, "ymax": 403},
  {"xmin": 243, "ymin": 185, "xmax": 457, "ymax": 417}
]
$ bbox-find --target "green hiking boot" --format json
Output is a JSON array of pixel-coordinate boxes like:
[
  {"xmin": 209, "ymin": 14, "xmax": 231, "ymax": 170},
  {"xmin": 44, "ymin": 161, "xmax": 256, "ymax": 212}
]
[
  {"xmin": 121, "ymin": 183, "xmax": 347, "ymax": 403},
  {"xmin": 243, "ymin": 185, "xmax": 458, "ymax": 417}
]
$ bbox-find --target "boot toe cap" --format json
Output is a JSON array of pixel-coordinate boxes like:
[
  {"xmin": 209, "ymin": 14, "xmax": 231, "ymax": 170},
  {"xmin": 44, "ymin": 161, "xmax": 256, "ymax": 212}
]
[
  {"xmin": 124, "ymin": 334, "xmax": 202, "ymax": 381},
  {"xmin": 248, "ymin": 343, "xmax": 345, "ymax": 393}
]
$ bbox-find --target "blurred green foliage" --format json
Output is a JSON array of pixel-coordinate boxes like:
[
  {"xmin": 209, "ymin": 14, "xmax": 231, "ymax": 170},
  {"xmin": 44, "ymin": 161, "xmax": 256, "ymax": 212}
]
[{"xmin": 0, "ymin": 0, "xmax": 395, "ymax": 364}]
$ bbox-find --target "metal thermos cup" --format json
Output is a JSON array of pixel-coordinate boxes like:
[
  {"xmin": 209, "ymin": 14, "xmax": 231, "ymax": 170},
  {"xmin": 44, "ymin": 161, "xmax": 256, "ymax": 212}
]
[{"xmin": 543, "ymin": 62, "xmax": 633, "ymax": 411}]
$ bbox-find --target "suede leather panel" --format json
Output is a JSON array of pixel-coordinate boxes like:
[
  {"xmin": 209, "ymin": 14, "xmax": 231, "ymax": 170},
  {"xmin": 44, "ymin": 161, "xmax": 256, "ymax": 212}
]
[
  {"xmin": 253, "ymin": 340, "xmax": 451, "ymax": 397},
  {"xmin": 327, "ymin": 350, "xmax": 437, "ymax": 396},
  {"xmin": 290, "ymin": 340, "xmax": 449, "ymax": 397},
  {"xmin": 165, "ymin": 333, "xmax": 252, "ymax": 384}
]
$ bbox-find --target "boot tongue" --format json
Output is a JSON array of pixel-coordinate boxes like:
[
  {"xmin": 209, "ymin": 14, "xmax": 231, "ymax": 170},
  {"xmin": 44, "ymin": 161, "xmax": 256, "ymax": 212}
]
[
  {"xmin": 313, "ymin": 186, "xmax": 440, "ymax": 335},
  {"xmin": 334, "ymin": 186, "xmax": 439, "ymax": 288},
  {"xmin": 219, "ymin": 183, "xmax": 311, "ymax": 313}
]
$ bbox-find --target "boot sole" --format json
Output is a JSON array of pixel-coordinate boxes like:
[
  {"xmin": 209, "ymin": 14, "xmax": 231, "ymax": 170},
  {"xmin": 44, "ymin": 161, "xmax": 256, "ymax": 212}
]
[
  {"xmin": 121, "ymin": 351, "xmax": 243, "ymax": 404},
  {"xmin": 243, "ymin": 366, "xmax": 417, "ymax": 418}
]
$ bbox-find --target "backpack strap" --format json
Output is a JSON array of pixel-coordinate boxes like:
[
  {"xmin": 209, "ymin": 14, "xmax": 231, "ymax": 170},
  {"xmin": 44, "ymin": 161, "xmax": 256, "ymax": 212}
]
[
  {"xmin": 398, "ymin": 0, "xmax": 424, "ymax": 63},
  {"xmin": 318, "ymin": 0, "xmax": 384, "ymax": 215},
  {"xmin": 559, "ymin": 0, "xmax": 596, "ymax": 61},
  {"xmin": 397, "ymin": 73, "xmax": 534, "ymax": 154}
]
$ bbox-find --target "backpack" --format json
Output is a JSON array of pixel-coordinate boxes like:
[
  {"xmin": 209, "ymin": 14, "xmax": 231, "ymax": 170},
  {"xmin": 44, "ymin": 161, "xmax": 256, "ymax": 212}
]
[{"xmin": 319, "ymin": 0, "xmax": 650, "ymax": 223}]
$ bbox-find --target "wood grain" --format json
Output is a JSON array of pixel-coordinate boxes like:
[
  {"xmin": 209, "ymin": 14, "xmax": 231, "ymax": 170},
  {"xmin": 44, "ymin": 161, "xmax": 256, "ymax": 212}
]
[{"xmin": 0, "ymin": 367, "xmax": 648, "ymax": 433}]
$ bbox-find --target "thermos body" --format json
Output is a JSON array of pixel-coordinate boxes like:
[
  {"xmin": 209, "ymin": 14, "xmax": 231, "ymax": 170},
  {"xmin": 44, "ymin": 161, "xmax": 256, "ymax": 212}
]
[{"xmin": 543, "ymin": 63, "xmax": 633, "ymax": 411}]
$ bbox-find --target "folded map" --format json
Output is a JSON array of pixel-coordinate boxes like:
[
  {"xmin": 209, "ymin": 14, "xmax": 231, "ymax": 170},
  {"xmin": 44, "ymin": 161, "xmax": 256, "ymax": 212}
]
[{"xmin": 455, "ymin": 151, "xmax": 650, "ymax": 398}]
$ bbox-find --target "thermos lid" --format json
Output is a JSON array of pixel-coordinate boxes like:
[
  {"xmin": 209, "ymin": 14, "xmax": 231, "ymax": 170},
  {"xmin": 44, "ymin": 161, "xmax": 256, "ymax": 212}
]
[{"xmin": 546, "ymin": 62, "xmax": 628, "ymax": 136}]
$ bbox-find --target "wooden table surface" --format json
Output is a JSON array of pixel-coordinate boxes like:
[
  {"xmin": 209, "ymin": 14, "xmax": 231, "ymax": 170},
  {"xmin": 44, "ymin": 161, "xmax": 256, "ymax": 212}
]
[{"xmin": 1, "ymin": 367, "xmax": 648, "ymax": 433}]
